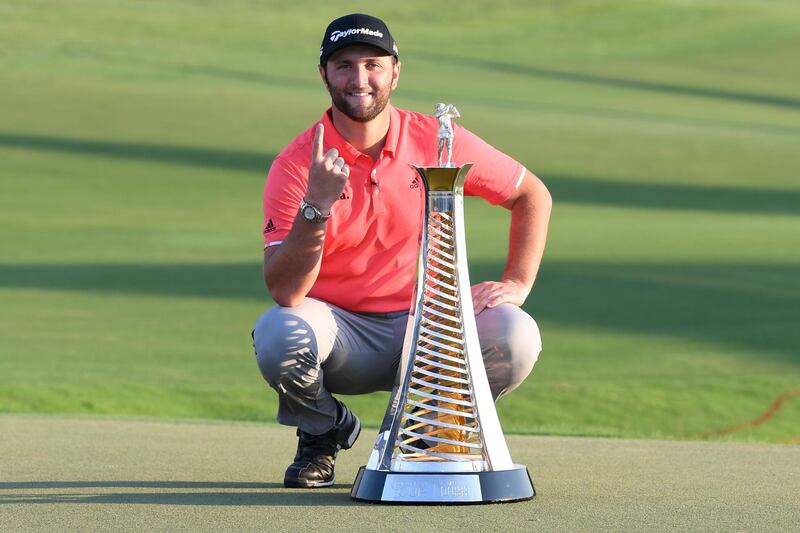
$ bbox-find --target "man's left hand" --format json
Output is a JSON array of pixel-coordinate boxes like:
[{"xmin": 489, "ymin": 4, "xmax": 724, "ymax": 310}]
[{"xmin": 470, "ymin": 280, "xmax": 530, "ymax": 314}]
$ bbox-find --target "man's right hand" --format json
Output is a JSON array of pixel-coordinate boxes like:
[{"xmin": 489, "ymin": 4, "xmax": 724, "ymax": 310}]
[{"xmin": 305, "ymin": 123, "xmax": 349, "ymax": 213}]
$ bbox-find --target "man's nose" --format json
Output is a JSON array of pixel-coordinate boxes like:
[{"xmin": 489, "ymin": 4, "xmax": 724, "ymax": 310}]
[{"xmin": 353, "ymin": 65, "xmax": 369, "ymax": 85}]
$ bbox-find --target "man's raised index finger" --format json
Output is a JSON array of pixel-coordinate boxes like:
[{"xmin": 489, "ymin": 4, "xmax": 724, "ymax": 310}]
[{"xmin": 312, "ymin": 123, "xmax": 324, "ymax": 161}]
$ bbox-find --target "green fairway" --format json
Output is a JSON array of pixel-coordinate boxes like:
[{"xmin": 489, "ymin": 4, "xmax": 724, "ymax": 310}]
[{"xmin": 1, "ymin": 1, "xmax": 799, "ymax": 443}]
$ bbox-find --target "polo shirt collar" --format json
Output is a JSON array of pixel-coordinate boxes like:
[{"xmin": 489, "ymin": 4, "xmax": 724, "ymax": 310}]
[{"xmin": 320, "ymin": 105, "xmax": 400, "ymax": 162}]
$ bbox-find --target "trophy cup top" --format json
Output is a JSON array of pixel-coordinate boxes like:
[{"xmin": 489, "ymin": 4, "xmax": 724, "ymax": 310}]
[{"xmin": 416, "ymin": 166, "xmax": 468, "ymax": 192}]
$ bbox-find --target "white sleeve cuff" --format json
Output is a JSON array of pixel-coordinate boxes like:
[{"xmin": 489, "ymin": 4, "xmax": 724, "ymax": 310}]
[{"xmin": 514, "ymin": 166, "xmax": 527, "ymax": 189}]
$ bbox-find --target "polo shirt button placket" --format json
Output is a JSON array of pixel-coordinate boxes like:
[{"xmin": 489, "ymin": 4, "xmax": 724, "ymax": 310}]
[{"xmin": 370, "ymin": 168, "xmax": 385, "ymax": 213}]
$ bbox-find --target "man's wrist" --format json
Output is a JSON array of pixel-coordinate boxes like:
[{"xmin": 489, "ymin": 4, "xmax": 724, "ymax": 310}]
[
  {"xmin": 502, "ymin": 277, "xmax": 533, "ymax": 295},
  {"xmin": 300, "ymin": 199, "xmax": 332, "ymax": 223}
]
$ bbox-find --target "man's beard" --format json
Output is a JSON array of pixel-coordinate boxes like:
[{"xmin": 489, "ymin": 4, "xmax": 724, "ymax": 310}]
[{"xmin": 326, "ymin": 80, "xmax": 392, "ymax": 123}]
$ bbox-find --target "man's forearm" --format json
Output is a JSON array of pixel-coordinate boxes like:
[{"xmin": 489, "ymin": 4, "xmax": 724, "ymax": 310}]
[
  {"xmin": 263, "ymin": 213, "xmax": 327, "ymax": 307},
  {"xmin": 503, "ymin": 172, "xmax": 552, "ymax": 293},
  {"xmin": 470, "ymin": 171, "xmax": 551, "ymax": 313},
  {"xmin": 263, "ymin": 123, "xmax": 349, "ymax": 307}
]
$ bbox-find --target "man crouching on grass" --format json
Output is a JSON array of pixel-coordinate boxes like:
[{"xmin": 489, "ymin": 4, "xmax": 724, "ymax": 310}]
[{"xmin": 252, "ymin": 13, "xmax": 551, "ymax": 488}]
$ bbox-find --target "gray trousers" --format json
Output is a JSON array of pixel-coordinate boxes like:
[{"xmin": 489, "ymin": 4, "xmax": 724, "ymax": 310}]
[{"xmin": 253, "ymin": 297, "xmax": 541, "ymax": 435}]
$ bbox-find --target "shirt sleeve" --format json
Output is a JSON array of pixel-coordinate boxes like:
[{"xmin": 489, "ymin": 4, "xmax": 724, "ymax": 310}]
[
  {"xmin": 452, "ymin": 124, "xmax": 525, "ymax": 205},
  {"xmin": 262, "ymin": 155, "xmax": 307, "ymax": 248}
]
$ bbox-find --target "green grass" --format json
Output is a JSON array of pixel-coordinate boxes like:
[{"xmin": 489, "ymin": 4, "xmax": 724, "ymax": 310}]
[{"xmin": 1, "ymin": 0, "xmax": 799, "ymax": 443}]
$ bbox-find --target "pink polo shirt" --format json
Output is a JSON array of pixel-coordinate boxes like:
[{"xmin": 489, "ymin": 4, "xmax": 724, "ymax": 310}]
[{"xmin": 263, "ymin": 105, "xmax": 525, "ymax": 313}]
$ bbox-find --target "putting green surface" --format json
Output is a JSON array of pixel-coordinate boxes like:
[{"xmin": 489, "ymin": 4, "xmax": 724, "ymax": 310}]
[{"xmin": 2, "ymin": 415, "xmax": 797, "ymax": 531}]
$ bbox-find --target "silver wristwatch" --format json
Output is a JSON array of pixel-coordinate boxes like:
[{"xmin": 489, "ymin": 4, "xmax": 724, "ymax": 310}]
[{"xmin": 300, "ymin": 200, "xmax": 331, "ymax": 223}]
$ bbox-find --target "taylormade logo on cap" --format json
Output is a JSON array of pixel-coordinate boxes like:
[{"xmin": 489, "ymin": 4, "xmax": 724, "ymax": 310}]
[
  {"xmin": 319, "ymin": 14, "xmax": 398, "ymax": 65},
  {"xmin": 330, "ymin": 27, "xmax": 384, "ymax": 42}
]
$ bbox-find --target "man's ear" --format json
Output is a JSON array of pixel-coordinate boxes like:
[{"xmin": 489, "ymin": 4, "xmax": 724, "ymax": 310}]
[
  {"xmin": 318, "ymin": 64, "xmax": 329, "ymax": 89},
  {"xmin": 391, "ymin": 60, "xmax": 401, "ymax": 91}
]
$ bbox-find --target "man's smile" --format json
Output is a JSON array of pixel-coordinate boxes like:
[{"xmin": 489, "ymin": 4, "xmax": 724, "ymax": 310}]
[{"xmin": 346, "ymin": 90, "xmax": 373, "ymax": 100}]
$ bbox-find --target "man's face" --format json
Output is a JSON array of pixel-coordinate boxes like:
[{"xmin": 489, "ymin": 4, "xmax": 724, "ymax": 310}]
[{"xmin": 320, "ymin": 45, "xmax": 400, "ymax": 123}]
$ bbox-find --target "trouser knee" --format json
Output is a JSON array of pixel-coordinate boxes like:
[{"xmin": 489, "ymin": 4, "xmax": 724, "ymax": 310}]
[
  {"xmin": 252, "ymin": 306, "xmax": 323, "ymax": 393},
  {"xmin": 477, "ymin": 304, "xmax": 542, "ymax": 399}
]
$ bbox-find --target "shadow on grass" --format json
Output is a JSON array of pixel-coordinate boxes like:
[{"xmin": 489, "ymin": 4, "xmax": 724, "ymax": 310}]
[
  {"xmin": 0, "ymin": 132, "xmax": 273, "ymax": 173},
  {"xmin": 417, "ymin": 52, "xmax": 800, "ymax": 110},
  {"xmin": 0, "ymin": 480, "xmax": 358, "ymax": 506},
  {"xmin": 0, "ymin": 481, "xmax": 275, "ymax": 489},
  {"xmin": 547, "ymin": 174, "xmax": 800, "ymax": 216},
  {"xmin": 518, "ymin": 260, "xmax": 800, "ymax": 362},
  {"xmin": 0, "ymin": 262, "xmax": 265, "ymax": 301},
  {"xmin": 3, "ymin": 132, "xmax": 798, "ymax": 215},
  {"xmin": 0, "ymin": 260, "xmax": 797, "ymax": 361}
]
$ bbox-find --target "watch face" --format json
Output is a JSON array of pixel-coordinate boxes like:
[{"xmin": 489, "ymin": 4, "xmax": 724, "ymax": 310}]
[{"xmin": 302, "ymin": 205, "xmax": 317, "ymax": 221}]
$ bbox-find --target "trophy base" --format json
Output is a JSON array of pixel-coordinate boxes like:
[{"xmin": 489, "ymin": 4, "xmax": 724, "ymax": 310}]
[{"xmin": 350, "ymin": 465, "xmax": 535, "ymax": 504}]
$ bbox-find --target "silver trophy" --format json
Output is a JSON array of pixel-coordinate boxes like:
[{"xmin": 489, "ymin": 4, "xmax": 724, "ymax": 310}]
[
  {"xmin": 350, "ymin": 104, "xmax": 535, "ymax": 504},
  {"xmin": 435, "ymin": 102, "xmax": 460, "ymax": 167}
]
